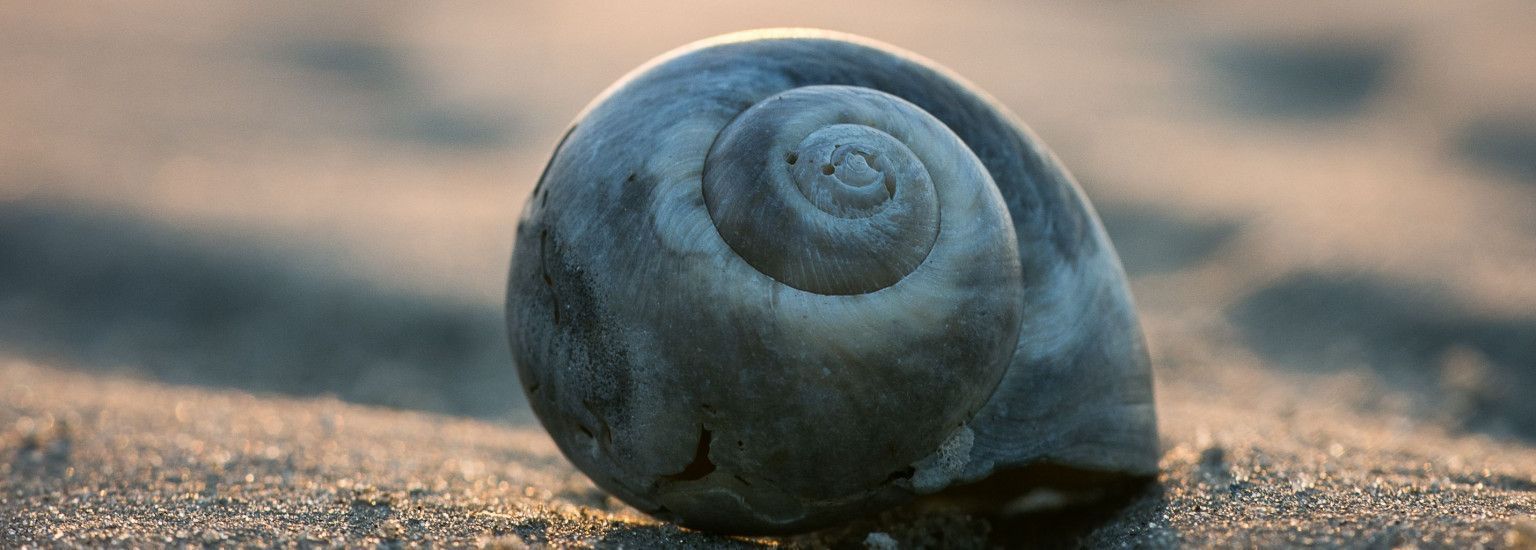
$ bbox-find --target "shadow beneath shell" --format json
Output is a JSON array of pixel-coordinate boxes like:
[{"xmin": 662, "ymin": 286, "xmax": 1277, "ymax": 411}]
[
  {"xmin": 942, "ymin": 466, "xmax": 1168, "ymax": 549},
  {"xmin": 779, "ymin": 465, "xmax": 1165, "ymax": 548}
]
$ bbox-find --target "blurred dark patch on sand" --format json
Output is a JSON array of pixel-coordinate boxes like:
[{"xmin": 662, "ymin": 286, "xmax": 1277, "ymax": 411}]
[
  {"xmin": 3, "ymin": 2, "xmax": 1535, "ymax": 546},
  {"xmin": 0, "ymin": 198, "xmax": 523, "ymax": 420},
  {"xmin": 1458, "ymin": 115, "xmax": 1536, "ymax": 185},
  {"xmin": 282, "ymin": 39, "xmax": 412, "ymax": 92},
  {"xmin": 1210, "ymin": 38, "xmax": 1397, "ymax": 118},
  {"xmin": 276, "ymin": 38, "xmax": 516, "ymax": 150},
  {"xmin": 1094, "ymin": 202, "xmax": 1240, "ymax": 276},
  {"xmin": 1231, "ymin": 272, "xmax": 1536, "ymax": 440}
]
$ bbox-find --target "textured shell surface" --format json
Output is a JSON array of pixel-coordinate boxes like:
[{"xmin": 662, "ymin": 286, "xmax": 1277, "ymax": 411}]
[{"xmin": 506, "ymin": 29, "xmax": 1157, "ymax": 534}]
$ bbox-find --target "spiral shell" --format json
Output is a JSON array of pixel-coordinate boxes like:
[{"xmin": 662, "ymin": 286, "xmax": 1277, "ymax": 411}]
[{"xmin": 507, "ymin": 29, "xmax": 1157, "ymax": 534}]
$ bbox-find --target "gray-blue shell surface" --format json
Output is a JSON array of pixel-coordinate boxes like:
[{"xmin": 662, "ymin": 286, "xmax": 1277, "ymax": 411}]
[{"xmin": 506, "ymin": 29, "xmax": 1158, "ymax": 535}]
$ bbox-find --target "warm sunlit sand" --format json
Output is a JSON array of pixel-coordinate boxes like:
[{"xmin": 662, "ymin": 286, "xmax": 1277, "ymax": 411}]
[{"xmin": 3, "ymin": 2, "xmax": 1535, "ymax": 546}]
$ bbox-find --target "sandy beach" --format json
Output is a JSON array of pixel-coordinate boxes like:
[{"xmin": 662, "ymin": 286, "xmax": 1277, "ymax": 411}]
[{"xmin": 3, "ymin": 2, "xmax": 1535, "ymax": 547}]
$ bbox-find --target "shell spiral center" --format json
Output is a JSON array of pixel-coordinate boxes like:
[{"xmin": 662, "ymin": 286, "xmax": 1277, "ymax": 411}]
[
  {"xmin": 787, "ymin": 124, "xmax": 914, "ymax": 218},
  {"xmin": 703, "ymin": 86, "xmax": 947, "ymax": 295}
]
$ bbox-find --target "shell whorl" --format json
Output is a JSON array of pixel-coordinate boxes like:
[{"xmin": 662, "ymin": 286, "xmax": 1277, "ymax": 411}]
[
  {"xmin": 508, "ymin": 30, "xmax": 1157, "ymax": 535},
  {"xmin": 704, "ymin": 86, "xmax": 954, "ymax": 295}
]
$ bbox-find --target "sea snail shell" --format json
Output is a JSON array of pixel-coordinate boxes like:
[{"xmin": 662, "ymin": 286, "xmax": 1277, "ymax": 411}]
[{"xmin": 506, "ymin": 29, "xmax": 1158, "ymax": 534}]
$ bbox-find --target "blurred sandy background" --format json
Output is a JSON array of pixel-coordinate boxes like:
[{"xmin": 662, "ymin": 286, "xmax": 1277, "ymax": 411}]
[{"xmin": 3, "ymin": 2, "xmax": 1536, "ymax": 546}]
